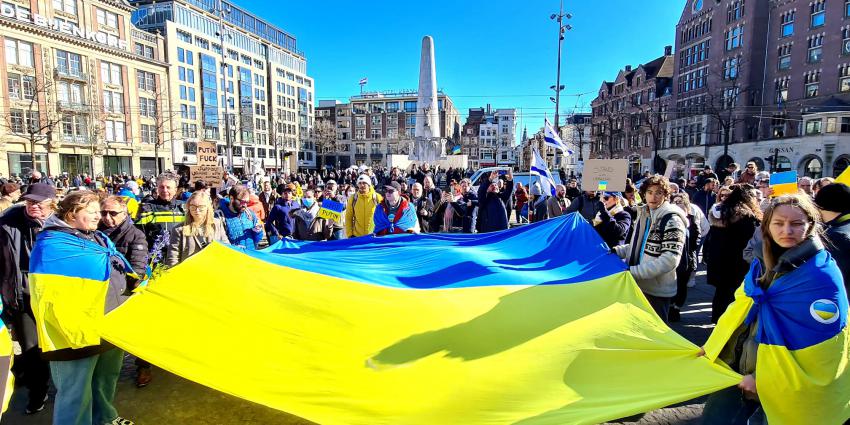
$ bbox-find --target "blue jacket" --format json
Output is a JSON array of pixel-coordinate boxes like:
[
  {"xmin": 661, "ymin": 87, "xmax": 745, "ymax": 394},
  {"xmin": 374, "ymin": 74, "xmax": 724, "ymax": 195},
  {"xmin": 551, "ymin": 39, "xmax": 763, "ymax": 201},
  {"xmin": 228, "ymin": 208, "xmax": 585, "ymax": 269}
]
[
  {"xmin": 220, "ymin": 204, "xmax": 263, "ymax": 250},
  {"xmin": 267, "ymin": 198, "xmax": 298, "ymax": 238}
]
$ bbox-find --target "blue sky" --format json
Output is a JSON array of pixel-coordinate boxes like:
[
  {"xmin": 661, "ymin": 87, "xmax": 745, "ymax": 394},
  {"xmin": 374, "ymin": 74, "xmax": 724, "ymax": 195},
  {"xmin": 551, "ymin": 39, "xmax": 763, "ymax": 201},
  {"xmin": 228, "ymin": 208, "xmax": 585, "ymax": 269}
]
[{"xmin": 249, "ymin": 0, "xmax": 684, "ymax": 134}]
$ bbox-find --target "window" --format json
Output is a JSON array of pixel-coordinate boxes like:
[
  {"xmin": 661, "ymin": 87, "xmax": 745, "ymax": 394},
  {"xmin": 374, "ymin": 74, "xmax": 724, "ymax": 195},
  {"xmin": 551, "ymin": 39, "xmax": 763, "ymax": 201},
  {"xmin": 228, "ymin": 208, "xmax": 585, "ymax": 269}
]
[
  {"xmin": 56, "ymin": 50, "xmax": 82, "ymax": 77},
  {"xmin": 405, "ymin": 114, "xmax": 416, "ymax": 127},
  {"xmin": 403, "ymin": 101, "xmax": 417, "ymax": 113},
  {"xmin": 781, "ymin": 11, "xmax": 795, "ymax": 37},
  {"xmin": 177, "ymin": 47, "xmax": 194, "ymax": 65},
  {"xmin": 778, "ymin": 44, "xmax": 792, "ymax": 70},
  {"xmin": 8, "ymin": 109, "xmax": 38, "ymax": 133},
  {"xmin": 386, "ymin": 102, "xmax": 399, "ymax": 113},
  {"xmin": 176, "ymin": 30, "xmax": 192, "ymax": 43},
  {"xmin": 5, "ymin": 38, "xmax": 33, "ymax": 67},
  {"xmin": 139, "ymin": 97, "xmax": 156, "ymax": 117},
  {"xmin": 808, "ymin": 35, "xmax": 824, "ymax": 63},
  {"xmin": 371, "ymin": 129, "xmax": 381, "ymax": 139},
  {"xmin": 355, "ymin": 143, "xmax": 366, "ymax": 154},
  {"xmin": 827, "ymin": 117, "xmax": 838, "ymax": 132},
  {"xmin": 841, "ymin": 65, "xmax": 850, "ymax": 92},
  {"xmin": 354, "ymin": 116, "xmax": 365, "ymax": 128},
  {"xmin": 104, "ymin": 120, "xmax": 126, "ymax": 143},
  {"xmin": 843, "ymin": 28, "xmax": 850, "ymax": 56},
  {"xmin": 100, "ymin": 62, "xmax": 122, "ymax": 85},
  {"xmin": 371, "ymin": 115, "xmax": 381, "ymax": 127},
  {"xmin": 387, "ymin": 114, "xmax": 398, "ymax": 127},
  {"xmin": 140, "ymin": 124, "xmax": 156, "ymax": 144},
  {"xmin": 726, "ymin": 26, "xmax": 744, "ymax": 50},
  {"xmin": 842, "ymin": 117, "xmax": 850, "ymax": 132},
  {"xmin": 57, "ymin": 81, "xmax": 83, "ymax": 106},
  {"xmin": 723, "ymin": 57, "xmax": 739, "ymax": 79},
  {"xmin": 693, "ymin": 0, "xmax": 703, "ymax": 12},
  {"xmin": 137, "ymin": 70, "xmax": 156, "ymax": 91},
  {"xmin": 135, "ymin": 43, "xmax": 154, "ymax": 59},
  {"xmin": 103, "ymin": 91, "xmax": 123, "ymax": 113},
  {"xmin": 805, "ymin": 71, "xmax": 821, "ymax": 98},
  {"xmin": 370, "ymin": 142, "xmax": 381, "ymax": 153},
  {"xmin": 181, "ymin": 122, "xmax": 198, "ymax": 138},
  {"xmin": 727, "ymin": 1, "xmax": 744, "ymax": 23},
  {"xmin": 846, "ymin": 0, "xmax": 850, "ymax": 17},
  {"xmin": 806, "ymin": 119, "xmax": 823, "ymax": 134},
  {"xmin": 96, "ymin": 8, "xmax": 118, "ymax": 28},
  {"xmin": 7, "ymin": 73, "xmax": 34, "ymax": 100},
  {"xmin": 61, "ymin": 115, "xmax": 87, "ymax": 143},
  {"xmin": 811, "ymin": 1, "xmax": 826, "ymax": 28},
  {"xmin": 53, "ymin": 0, "xmax": 77, "ymax": 14},
  {"xmin": 775, "ymin": 78, "xmax": 790, "ymax": 103}
]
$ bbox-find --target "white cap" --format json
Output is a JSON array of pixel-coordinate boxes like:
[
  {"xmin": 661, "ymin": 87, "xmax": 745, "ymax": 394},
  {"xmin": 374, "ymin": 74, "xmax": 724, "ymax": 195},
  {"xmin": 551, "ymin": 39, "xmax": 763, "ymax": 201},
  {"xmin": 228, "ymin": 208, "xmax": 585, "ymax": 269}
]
[{"xmin": 357, "ymin": 175, "xmax": 372, "ymax": 186}]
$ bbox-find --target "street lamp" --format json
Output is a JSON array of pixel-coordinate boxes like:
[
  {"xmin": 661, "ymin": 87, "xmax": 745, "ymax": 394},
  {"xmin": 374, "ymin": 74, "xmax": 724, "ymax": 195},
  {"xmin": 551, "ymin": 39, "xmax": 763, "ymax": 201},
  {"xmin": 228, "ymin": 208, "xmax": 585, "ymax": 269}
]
[
  {"xmin": 214, "ymin": 0, "xmax": 234, "ymax": 171},
  {"xmin": 550, "ymin": 2, "xmax": 572, "ymax": 133}
]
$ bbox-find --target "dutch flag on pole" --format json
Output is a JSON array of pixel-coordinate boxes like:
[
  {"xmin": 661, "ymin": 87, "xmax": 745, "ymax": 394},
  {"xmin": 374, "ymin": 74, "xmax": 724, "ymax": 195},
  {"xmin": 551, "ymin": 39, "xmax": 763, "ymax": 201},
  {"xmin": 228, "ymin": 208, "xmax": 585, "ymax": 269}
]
[
  {"xmin": 359, "ymin": 77, "xmax": 368, "ymax": 85},
  {"xmin": 530, "ymin": 148, "xmax": 557, "ymax": 196},
  {"xmin": 544, "ymin": 118, "xmax": 573, "ymax": 155}
]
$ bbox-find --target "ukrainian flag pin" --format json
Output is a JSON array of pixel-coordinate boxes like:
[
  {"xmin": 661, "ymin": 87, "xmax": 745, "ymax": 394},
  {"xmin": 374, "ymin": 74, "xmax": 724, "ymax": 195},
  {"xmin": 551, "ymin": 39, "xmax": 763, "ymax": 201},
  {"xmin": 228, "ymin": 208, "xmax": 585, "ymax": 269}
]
[{"xmin": 810, "ymin": 299, "xmax": 840, "ymax": 324}]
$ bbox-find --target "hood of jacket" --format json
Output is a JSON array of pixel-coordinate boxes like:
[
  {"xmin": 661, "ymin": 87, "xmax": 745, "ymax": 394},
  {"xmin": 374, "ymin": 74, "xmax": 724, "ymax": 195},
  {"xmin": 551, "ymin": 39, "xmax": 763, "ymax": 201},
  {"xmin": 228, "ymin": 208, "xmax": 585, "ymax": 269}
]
[
  {"xmin": 773, "ymin": 236, "xmax": 825, "ymax": 274},
  {"xmin": 637, "ymin": 200, "xmax": 688, "ymax": 228}
]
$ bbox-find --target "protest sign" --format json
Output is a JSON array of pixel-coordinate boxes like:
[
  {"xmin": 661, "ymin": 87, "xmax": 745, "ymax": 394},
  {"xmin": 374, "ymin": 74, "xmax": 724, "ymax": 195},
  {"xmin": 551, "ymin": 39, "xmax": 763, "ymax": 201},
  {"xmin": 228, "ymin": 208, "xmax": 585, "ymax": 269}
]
[
  {"xmin": 190, "ymin": 165, "xmax": 223, "ymax": 189},
  {"xmin": 197, "ymin": 141, "xmax": 218, "ymax": 166},
  {"xmin": 663, "ymin": 161, "xmax": 676, "ymax": 178},
  {"xmin": 769, "ymin": 171, "xmax": 798, "ymax": 197},
  {"xmin": 318, "ymin": 199, "xmax": 344, "ymax": 222},
  {"xmin": 582, "ymin": 159, "xmax": 629, "ymax": 192}
]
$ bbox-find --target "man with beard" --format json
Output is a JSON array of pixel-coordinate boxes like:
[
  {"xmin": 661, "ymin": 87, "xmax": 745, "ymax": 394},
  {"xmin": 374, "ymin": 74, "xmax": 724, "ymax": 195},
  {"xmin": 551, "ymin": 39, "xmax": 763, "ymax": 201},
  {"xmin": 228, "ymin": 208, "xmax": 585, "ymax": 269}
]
[
  {"xmin": 546, "ymin": 184, "xmax": 571, "ymax": 218},
  {"xmin": 221, "ymin": 185, "xmax": 264, "ymax": 250}
]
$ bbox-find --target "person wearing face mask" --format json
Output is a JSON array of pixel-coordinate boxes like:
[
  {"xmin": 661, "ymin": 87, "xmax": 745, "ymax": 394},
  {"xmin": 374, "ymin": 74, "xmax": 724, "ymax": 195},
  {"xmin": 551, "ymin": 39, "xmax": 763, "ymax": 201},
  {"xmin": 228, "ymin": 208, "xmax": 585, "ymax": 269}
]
[
  {"xmin": 135, "ymin": 173, "xmax": 185, "ymax": 260},
  {"xmin": 292, "ymin": 190, "xmax": 333, "ymax": 241},
  {"xmin": 30, "ymin": 191, "xmax": 137, "ymax": 425},
  {"xmin": 0, "ymin": 183, "xmax": 55, "ymax": 414},
  {"xmin": 373, "ymin": 182, "xmax": 418, "ymax": 236},
  {"xmin": 220, "ymin": 185, "xmax": 264, "ymax": 250}
]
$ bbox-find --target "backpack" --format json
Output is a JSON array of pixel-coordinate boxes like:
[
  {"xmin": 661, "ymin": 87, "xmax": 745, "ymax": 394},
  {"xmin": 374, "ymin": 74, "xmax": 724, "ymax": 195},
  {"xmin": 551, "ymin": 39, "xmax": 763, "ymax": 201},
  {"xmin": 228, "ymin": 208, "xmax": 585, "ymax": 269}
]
[{"xmin": 656, "ymin": 212, "xmax": 696, "ymax": 274}]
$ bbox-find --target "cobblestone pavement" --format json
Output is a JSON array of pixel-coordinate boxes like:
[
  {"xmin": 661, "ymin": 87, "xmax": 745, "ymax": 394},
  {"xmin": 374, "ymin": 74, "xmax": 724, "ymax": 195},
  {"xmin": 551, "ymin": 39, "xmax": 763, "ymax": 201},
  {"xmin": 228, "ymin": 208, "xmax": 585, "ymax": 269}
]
[{"xmin": 5, "ymin": 271, "xmax": 718, "ymax": 425}]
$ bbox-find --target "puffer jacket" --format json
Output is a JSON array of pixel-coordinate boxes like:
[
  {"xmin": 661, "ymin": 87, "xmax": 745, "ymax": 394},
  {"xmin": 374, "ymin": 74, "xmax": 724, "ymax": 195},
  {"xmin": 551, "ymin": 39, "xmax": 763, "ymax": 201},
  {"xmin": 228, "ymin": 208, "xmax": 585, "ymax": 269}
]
[
  {"xmin": 615, "ymin": 201, "xmax": 687, "ymax": 298},
  {"xmin": 345, "ymin": 188, "xmax": 382, "ymax": 238}
]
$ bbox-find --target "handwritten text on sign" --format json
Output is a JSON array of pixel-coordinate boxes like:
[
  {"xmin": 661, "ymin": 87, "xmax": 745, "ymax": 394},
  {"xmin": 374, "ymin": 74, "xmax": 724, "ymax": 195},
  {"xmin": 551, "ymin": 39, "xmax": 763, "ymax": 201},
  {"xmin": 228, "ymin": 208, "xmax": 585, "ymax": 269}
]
[
  {"xmin": 190, "ymin": 165, "xmax": 223, "ymax": 189},
  {"xmin": 197, "ymin": 141, "xmax": 218, "ymax": 166},
  {"xmin": 318, "ymin": 199, "xmax": 344, "ymax": 222},
  {"xmin": 582, "ymin": 159, "xmax": 629, "ymax": 192}
]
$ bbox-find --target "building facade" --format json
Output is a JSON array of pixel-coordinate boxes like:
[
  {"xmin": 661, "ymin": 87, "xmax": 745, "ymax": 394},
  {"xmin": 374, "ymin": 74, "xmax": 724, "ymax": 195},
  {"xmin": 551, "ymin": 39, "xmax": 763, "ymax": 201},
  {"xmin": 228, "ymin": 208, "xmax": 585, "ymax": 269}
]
[
  {"xmin": 660, "ymin": 0, "xmax": 850, "ymax": 179},
  {"xmin": 0, "ymin": 0, "xmax": 172, "ymax": 178},
  {"xmin": 460, "ymin": 105, "xmax": 517, "ymax": 169},
  {"xmin": 590, "ymin": 47, "xmax": 675, "ymax": 177},
  {"xmin": 130, "ymin": 0, "xmax": 314, "ymax": 174},
  {"xmin": 317, "ymin": 90, "xmax": 460, "ymax": 168}
]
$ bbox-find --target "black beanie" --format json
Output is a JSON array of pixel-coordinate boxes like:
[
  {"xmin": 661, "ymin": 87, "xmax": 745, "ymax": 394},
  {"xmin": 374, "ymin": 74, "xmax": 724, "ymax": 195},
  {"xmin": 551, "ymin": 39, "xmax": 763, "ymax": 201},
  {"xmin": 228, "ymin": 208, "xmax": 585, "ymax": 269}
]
[{"xmin": 814, "ymin": 183, "xmax": 850, "ymax": 213}]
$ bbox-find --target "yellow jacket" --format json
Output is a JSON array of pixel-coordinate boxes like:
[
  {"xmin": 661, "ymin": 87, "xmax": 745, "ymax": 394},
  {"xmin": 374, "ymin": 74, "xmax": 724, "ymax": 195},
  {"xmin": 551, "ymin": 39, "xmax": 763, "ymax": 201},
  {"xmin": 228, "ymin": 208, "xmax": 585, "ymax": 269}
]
[{"xmin": 345, "ymin": 188, "xmax": 382, "ymax": 238}]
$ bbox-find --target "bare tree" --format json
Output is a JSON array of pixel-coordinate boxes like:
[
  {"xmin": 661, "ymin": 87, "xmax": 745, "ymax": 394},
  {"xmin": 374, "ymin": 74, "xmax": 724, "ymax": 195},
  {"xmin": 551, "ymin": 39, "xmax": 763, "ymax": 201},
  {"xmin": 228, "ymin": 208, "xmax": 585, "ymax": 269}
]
[
  {"xmin": 312, "ymin": 118, "xmax": 336, "ymax": 170},
  {"xmin": 147, "ymin": 87, "xmax": 180, "ymax": 176},
  {"xmin": 2, "ymin": 70, "xmax": 64, "ymax": 175},
  {"xmin": 636, "ymin": 102, "xmax": 666, "ymax": 173}
]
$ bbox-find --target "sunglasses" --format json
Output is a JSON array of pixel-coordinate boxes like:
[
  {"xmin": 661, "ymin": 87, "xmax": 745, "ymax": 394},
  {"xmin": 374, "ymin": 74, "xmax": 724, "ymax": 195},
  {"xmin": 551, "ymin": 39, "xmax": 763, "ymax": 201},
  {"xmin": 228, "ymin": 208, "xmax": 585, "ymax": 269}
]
[
  {"xmin": 100, "ymin": 210, "xmax": 123, "ymax": 217},
  {"xmin": 385, "ymin": 188, "xmax": 397, "ymax": 194}
]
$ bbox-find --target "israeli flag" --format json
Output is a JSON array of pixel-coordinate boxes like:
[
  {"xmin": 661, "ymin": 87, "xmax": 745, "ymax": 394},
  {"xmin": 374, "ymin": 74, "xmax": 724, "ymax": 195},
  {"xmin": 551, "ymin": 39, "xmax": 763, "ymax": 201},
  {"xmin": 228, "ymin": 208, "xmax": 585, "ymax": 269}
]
[
  {"xmin": 530, "ymin": 148, "xmax": 557, "ymax": 196},
  {"xmin": 544, "ymin": 118, "xmax": 573, "ymax": 155}
]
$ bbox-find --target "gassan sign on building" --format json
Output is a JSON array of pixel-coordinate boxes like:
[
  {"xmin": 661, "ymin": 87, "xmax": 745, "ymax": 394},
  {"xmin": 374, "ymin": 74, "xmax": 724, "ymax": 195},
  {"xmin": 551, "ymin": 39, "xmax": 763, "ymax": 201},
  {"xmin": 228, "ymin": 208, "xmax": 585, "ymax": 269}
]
[{"xmin": 0, "ymin": 4, "xmax": 129, "ymax": 50}]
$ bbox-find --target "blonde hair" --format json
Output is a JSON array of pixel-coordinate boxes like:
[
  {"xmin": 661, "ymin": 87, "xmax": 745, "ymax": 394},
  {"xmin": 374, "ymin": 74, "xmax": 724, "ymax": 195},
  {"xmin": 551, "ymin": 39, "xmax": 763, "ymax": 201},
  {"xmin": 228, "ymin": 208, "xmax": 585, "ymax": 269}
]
[
  {"xmin": 182, "ymin": 192, "xmax": 216, "ymax": 237},
  {"xmin": 760, "ymin": 194, "xmax": 822, "ymax": 283},
  {"xmin": 57, "ymin": 190, "xmax": 100, "ymax": 223}
]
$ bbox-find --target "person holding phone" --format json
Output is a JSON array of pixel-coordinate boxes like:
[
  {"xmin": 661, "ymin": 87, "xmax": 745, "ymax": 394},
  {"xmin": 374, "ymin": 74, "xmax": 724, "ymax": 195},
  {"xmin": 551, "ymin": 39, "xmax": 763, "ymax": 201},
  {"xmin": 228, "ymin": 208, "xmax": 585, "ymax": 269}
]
[{"xmin": 477, "ymin": 170, "xmax": 515, "ymax": 233}]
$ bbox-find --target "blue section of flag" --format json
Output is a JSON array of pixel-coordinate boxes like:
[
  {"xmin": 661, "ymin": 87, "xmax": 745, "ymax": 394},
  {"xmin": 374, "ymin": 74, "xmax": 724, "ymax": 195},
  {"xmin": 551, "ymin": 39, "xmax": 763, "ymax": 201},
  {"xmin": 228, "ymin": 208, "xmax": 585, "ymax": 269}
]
[
  {"xmin": 770, "ymin": 171, "xmax": 798, "ymax": 186},
  {"xmin": 254, "ymin": 214, "xmax": 626, "ymax": 289},
  {"xmin": 320, "ymin": 199, "xmax": 344, "ymax": 214}
]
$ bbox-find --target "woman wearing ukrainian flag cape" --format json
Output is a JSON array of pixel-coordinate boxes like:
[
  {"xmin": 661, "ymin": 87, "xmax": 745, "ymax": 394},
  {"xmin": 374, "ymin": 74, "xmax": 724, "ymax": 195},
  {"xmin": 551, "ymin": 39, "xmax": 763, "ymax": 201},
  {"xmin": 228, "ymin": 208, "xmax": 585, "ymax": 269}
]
[{"xmin": 702, "ymin": 194, "xmax": 850, "ymax": 424}]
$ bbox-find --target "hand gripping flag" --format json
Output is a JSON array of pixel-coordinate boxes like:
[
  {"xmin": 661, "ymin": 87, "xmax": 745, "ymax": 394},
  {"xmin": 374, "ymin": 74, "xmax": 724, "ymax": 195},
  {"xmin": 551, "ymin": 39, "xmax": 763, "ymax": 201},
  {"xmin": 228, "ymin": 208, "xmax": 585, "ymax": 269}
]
[
  {"xmin": 704, "ymin": 252, "xmax": 850, "ymax": 425},
  {"xmin": 531, "ymin": 148, "xmax": 558, "ymax": 196},
  {"xmin": 100, "ymin": 214, "xmax": 740, "ymax": 425},
  {"xmin": 544, "ymin": 118, "xmax": 573, "ymax": 155}
]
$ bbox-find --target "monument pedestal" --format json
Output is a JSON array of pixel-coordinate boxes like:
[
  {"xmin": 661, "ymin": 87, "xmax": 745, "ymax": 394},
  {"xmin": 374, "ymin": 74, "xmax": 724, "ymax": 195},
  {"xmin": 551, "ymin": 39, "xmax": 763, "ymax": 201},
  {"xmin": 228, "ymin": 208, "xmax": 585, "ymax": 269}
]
[{"xmin": 387, "ymin": 154, "xmax": 468, "ymax": 170}]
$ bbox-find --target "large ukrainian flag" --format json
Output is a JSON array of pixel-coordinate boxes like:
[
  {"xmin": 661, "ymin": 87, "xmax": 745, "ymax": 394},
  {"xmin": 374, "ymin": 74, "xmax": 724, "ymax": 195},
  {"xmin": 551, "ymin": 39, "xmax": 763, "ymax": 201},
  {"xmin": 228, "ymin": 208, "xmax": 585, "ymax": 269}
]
[
  {"xmin": 101, "ymin": 214, "xmax": 740, "ymax": 424},
  {"xmin": 705, "ymin": 252, "xmax": 850, "ymax": 425}
]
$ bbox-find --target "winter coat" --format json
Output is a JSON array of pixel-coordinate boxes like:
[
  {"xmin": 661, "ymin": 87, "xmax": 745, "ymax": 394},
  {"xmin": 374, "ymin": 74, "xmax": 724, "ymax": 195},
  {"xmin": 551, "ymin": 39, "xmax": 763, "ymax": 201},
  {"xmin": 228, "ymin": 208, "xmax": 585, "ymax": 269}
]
[
  {"xmin": 704, "ymin": 213, "xmax": 761, "ymax": 290},
  {"xmin": 247, "ymin": 193, "xmax": 265, "ymax": 222},
  {"xmin": 136, "ymin": 197, "xmax": 186, "ymax": 255},
  {"xmin": 99, "ymin": 216, "xmax": 148, "ymax": 288},
  {"xmin": 38, "ymin": 215, "xmax": 132, "ymax": 361},
  {"xmin": 546, "ymin": 195, "xmax": 570, "ymax": 218},
  {"xmin": 477, "ymin": 179, "xmax": 515, "ymax": 233},
  {"xmin": 258, "ymin": 190, "xmax": 277, "ymax": 218},
  {"xmin": 615, "ymin": 201, "xmax": 687, "ymax": 298},
  {"xmin": 423, "ymin": 187, "xmax": 442, "ymax": 208},
  {"xmin": 565, "ymin": 193, "xmax": 599, "ymax": 223},
  {"xmin": 267, "ymin": 198, "xmax": 298, "ymax": 238},
  {"xmin": 410, "ymin": 196, "xmax": 435, "ymax": 233},
  {"xmin": 345, "ymin": 188, "xmax": 383, "ymax": 238},
  {"xmin": 458, "ymin": 191, "xmax": 479, "ymax": 233},
  {"xmin": 595, "ymin": 206, "xmax": 632, "ymax": 249},
  {"xmin": 166, "ymin": 218, "xmax": 229, "ymax": 267},
  {"xmin": 692, "ymin": 189, "xmax": 714, "ymax": 217},
  {"xmin": 530, "ymin": 197, "xmax": 549, "ymax": 223},
  {"xmin": 0, "ymin": 205, "xmax": 44, "ymax": 350},
  {"xmin": 823, "ymin": 213, "xmax": 850, "ymax": 291},
  {"xmin": 292, "ymin": 203, "xmax": 333, "ymax": 241}
]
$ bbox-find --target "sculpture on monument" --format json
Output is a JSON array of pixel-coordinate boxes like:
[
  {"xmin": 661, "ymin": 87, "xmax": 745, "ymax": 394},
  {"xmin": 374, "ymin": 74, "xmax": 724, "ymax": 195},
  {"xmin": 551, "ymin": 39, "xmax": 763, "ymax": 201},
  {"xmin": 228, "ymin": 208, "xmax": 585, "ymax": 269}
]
[{"xmin": 409, "ymin": 35, "xmax": 447, "ymax": 163}]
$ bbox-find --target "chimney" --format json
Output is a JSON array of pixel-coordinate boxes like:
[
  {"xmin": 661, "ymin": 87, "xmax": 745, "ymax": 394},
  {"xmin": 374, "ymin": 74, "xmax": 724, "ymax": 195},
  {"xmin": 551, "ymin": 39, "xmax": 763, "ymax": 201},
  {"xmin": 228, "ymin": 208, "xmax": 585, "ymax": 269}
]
[
  {"xmin": 664, "ymin": 45, "xmax": 672, "ymax": 56},
  {"xmin": 625, "ymin": 65, "xmax": 632, "ymax": 72}
]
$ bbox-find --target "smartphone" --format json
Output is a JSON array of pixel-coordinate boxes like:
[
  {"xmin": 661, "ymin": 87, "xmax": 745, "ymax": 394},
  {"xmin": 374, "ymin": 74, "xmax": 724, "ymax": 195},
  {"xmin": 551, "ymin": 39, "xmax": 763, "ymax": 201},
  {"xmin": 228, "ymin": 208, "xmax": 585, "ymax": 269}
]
[{"xmin": 498, "ymin": 169, "xmax": 508, "ymax": 176}]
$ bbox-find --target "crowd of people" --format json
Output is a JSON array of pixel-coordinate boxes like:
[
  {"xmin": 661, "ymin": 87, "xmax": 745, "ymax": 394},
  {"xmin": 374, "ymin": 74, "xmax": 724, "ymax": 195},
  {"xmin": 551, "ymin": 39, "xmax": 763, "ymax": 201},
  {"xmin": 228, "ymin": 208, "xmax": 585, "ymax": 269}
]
[{"xmin": 0, "ymin": 159, "xmax": 848, "ymax": 424}]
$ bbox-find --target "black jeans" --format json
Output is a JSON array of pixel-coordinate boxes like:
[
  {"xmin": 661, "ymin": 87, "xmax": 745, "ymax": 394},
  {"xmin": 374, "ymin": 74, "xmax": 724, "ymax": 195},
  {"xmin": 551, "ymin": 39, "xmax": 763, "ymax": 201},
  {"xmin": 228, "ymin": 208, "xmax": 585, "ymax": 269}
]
[
  {"xmin": 644, "ymin": 293, "xmax": 671, "ymax": 323},
  {"xmin": 703, "ymin": 386, "xmax": 767, "ymax": 425},
  {"xmin": 13, "ymin": 347, "xmax": 50, "ymax": 404},
  {"xmin": 673, "ymin": 267, "xmax": 695, "ymax": 308}
]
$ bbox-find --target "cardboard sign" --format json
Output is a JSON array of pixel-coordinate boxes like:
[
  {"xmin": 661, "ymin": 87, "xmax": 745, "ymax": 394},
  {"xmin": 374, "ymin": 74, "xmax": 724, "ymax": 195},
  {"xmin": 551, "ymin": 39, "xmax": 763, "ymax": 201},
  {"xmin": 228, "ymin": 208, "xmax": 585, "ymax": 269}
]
[
  {"xmin": 663, "ymin": 161, "xmax": 676, "ymax": 178},
  {"xmin": 197, "ymin": 141, "xmax": 218, "ymax": 166},
  {"xmin": 582, "ymin": 159, "xmax": 629, "ymax": 192},
  {"xmin": 318, "ymin": 199, "xmax": 344, "ymax": 222},
  {"xmin": 190, "ymin": 165, "xmax": 223, "ymax": 189},
  {"xmin": 769, "ymin": 171, "xmax": 798, "ymax": 197}
]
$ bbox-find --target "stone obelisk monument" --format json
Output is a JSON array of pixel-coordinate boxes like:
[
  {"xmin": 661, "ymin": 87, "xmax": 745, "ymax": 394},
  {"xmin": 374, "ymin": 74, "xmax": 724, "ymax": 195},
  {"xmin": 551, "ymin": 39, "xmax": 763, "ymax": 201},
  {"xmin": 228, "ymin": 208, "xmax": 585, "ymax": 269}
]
[{"xmin": 409, "ymin": 35, "xmax": 446, "ymax": 162}]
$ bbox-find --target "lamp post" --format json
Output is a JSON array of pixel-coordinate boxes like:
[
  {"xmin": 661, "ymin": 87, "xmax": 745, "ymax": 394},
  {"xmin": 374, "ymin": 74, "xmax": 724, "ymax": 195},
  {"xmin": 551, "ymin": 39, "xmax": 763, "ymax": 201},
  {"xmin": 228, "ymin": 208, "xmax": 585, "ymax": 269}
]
[{"xmin": 550, "ymin": 1, "xmax": 572, "ymax": 132}]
